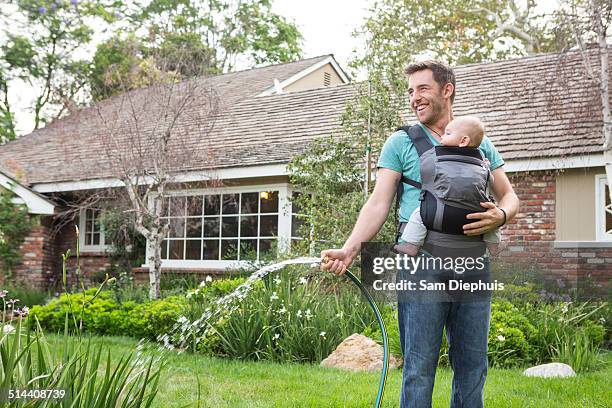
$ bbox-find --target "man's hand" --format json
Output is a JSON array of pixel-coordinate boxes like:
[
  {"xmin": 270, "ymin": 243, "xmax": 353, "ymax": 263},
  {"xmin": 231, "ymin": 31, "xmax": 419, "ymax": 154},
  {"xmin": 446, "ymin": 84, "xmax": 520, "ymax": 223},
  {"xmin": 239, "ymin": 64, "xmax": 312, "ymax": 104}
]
[
  {"xmin": 463, "ymin": 201, "xmax": 505, "ymax": 236},
  {"xmin": 320, "ymin": 247, "xmax": 358, "ymax": 276}
]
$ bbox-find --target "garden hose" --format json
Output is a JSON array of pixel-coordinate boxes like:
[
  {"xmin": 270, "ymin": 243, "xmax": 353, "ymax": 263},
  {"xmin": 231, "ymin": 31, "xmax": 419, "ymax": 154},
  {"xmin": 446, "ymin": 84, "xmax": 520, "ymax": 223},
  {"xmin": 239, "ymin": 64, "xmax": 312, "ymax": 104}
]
[{"xmin": 322, "ymin": 257, "xmax": 389, "ymax": 408}]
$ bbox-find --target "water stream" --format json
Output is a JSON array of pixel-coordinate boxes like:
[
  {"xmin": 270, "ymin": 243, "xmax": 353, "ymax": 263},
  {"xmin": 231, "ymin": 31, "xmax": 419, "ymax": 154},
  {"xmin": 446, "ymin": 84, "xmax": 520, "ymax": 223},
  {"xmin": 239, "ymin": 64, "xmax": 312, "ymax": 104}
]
[{"xmin": 157, "ymin": 256, "xmax": 323, "ymax": 351}]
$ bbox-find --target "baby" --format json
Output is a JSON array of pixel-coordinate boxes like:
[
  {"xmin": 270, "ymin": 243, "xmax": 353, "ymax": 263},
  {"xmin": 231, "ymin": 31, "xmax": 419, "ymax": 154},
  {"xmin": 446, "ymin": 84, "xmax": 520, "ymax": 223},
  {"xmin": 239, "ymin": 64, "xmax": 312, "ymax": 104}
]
[{"xmin": 394, "ymin": 116, "xmax": 501, "ymax": 256}]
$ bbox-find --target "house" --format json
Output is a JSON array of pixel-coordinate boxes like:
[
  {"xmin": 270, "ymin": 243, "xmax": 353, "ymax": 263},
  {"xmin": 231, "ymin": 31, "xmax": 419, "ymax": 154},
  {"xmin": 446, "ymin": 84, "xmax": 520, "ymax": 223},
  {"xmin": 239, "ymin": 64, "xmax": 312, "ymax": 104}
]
[{"xmin": 0, "ymin": 51, "xmax": 610, "ymax": 289}]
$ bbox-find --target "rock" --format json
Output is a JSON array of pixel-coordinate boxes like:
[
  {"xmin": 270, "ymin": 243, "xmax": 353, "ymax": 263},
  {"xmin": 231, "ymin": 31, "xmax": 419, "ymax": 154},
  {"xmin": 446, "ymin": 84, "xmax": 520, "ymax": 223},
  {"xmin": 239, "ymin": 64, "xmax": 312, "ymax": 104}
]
[
  {"xmin": 320, "ymin": 333, "xmax": 401, "ymax": 372},
  {"xmin": 523, "ymin": 363, "xmax": 576, "ymax": 378}
]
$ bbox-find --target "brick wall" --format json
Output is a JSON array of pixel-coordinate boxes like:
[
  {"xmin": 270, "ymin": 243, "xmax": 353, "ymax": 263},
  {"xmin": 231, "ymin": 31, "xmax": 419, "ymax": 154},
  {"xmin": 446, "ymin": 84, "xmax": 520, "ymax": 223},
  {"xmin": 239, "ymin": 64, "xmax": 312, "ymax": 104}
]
[
  {"xmin": 499, "ymin": 171, "xmax": 611, "ymax": 284},
  {"xmin": 9, "ymin": 215, "xmax": 57, "ymax": 288}
]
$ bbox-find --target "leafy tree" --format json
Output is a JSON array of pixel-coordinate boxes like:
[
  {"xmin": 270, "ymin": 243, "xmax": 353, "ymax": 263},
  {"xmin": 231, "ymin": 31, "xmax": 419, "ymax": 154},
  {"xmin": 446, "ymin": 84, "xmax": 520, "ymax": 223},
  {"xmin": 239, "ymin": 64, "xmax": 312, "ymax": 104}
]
[
  {"xmin": 0, "ymin": 184, "xmax": 33, "ymax": 279},
  {"xmin": 0, "ymin": 0, "xmax": 123, "ymax": 135},
  {"xmin": 89, "ymin": 0, "xmax": 303, "ymax": 100}
]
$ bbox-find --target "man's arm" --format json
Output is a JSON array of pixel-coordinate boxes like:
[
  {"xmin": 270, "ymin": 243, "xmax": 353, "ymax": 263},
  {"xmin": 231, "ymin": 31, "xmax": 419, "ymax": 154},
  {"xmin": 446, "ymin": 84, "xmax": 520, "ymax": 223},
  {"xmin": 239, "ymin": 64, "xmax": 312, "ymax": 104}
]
[
  {"xmin": 463, "ymin": 166, "xmax": 519, "ymax": 236},
  {"xmin": 321, "ymin": 168, "xmax": 400, "ymax": 275}
]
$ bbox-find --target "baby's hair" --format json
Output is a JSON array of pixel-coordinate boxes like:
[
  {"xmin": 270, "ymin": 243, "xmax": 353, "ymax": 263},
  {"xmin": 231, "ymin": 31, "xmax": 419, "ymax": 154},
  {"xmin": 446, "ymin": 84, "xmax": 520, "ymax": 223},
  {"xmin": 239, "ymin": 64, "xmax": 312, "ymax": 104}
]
[{"xmin": 453, "ymin": 116, "xmax": 484, "ymax": 147}]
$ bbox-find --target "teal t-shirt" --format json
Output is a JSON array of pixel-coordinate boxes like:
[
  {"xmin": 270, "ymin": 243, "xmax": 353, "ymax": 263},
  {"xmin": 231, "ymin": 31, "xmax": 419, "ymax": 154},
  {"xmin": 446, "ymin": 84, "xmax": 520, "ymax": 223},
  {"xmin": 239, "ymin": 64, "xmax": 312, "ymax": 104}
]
[{"xmin": 377, "ymin": 123, "xmax": 505, "ymax": 222}]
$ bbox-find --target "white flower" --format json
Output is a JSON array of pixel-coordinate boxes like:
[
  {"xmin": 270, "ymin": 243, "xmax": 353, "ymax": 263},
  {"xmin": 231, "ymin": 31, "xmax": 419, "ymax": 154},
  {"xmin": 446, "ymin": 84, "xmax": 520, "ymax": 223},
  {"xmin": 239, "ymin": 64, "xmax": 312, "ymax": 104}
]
[
  {"xmin": 273, "ymin": 333, "xmax": 280, "ymax": 340},
  {"xmin": 296, "ymin": 310, "xmax": 303, "ymax": 318},
  {"xmin": 206, "ymin": 275, "xmax": 213, "ymax": 282},
  {"xmin": 497, "ymin": 335, "xmax": 505, "ymax": 342},
  {"xmin": 319, "ymin": 331, "xmax": 326, "ymax": 337},
  {"xmin": 2, "ymin": 324, "xmax": 15, "ymax": 334},
  {"xmin": 273, "ymin": 277, "xmax": 281, "ymax": 285},
  {"xmin": 304, "ymin": 309, "xmax": 312, "ymax": 320},
  {"xmin": 298, "ymin": 277, "xmax": 308, "ymax": 285},
  {"xmin": 270, "ymin": 292, "xmax": 279, "ymax": 301},
  {"xmin": 199, "ymin": 280, "xmax": 207, "ymax": 287},
  {"xmin": 561, "ymin": 303, "xmax": 569, "ymax": 313},
  {"xmin": 277, "ymin": 306, "xmax": 287, "ymax": 314},
  {"xmin": 186, "ymin": 292, "xmax": 193, "ymax": 299}
]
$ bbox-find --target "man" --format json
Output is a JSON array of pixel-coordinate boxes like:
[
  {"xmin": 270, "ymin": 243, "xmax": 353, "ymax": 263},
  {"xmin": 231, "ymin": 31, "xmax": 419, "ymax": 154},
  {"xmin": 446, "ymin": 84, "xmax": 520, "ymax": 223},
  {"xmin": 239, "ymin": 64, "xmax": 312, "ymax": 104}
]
[{"xmin": 321, "ymin": 60, "xmax": 519, "ymax": 407}]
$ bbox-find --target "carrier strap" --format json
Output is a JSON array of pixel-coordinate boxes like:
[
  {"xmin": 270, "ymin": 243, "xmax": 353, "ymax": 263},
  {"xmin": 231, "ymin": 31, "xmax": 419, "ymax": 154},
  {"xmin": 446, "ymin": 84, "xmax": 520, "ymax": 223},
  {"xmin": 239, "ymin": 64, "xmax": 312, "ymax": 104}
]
[{"xmin": 394, "ymin": 125, "xmax": 434, "ymax": 236}]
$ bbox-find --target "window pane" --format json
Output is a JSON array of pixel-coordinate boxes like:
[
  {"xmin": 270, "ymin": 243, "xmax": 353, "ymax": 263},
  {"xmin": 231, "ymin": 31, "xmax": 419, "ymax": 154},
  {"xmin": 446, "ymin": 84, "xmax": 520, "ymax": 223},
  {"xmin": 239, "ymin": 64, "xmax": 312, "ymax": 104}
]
[
  {"xmin": 203, "ymin": 240, "xmax": 219, "ymax": 260},
  {"xmin": 170, "ymin": 197, "xmax": 186, "ymax": 217},
  {"xmin": 85, "ymin": 214, "xmax": 93, "ymax": 233},
  {"xmin": 161, "ymin": 197, "xmax": 171, "ymax": 216},
  {"xmin": 222, "ymin": 194, "xmax": 239, "ymax": 214},
  {"xmin": 185, "ymin": 240, "xmax": 202, "ymax": 260},
  {"xmin": 93, "ymin": 218, "xmax": 101, "ymax": 233},
  {"xmin": 221, "ymin": 239, "xmax": 238, "ymax": 260},
  {"xmin": 186, "ymin": 218, "xmax": 203, "ymax": 238},
  {"xmin": 222, "ymin": 216, "xmax": 238, "ymax": 237},
  {"xmin": 292, "ymin": 214, "xmax": 306, "ymax": 238},
  {"xmin": 260, "ymin": 191, "xmax": 278, "ymax": 213},
  {"xmin": 259, "ymin": 239, "xmax": 276, "ymax": 256},
  {"xmin": 92, "ymin": 233, "xmax": 100, "ymax": 246},
  {"xmin": 169, "ymin": 218, "xmax": 185, "ymax": 238},
  {"xmin": 240, "ymin": 215, "xmax": 258, "ymax": 237},
  {"xmin": 203, "ymin": 218, "xmax": 220, "ymax": 238},
  {"xmin": 204, "ymin": 195, "xmax": 220, "ymax": 215},
  {"xmin": 187, "ymin": 196, "xmax": 203, "ymax": 216},
  {"xmin": 241, "ymin": 192, "xmax": 259, "ymax": 214},
  {"xmin": 169, "ymin": 240, "xmax": 184, "ymax": 260},
  {"xmin": 85, "ymin": 233, "xmax": 92, "ymax": 245},
  {"xmin": 240, "ymin": 239, "xmax": 257, "ymax": 260},
  {"xmin": 162, "ymin": 239, "xmax": 168, "ymax": 259},
  {"xmin": 260, "ymin": 215, "xmax": 278, "ymax": 236}
]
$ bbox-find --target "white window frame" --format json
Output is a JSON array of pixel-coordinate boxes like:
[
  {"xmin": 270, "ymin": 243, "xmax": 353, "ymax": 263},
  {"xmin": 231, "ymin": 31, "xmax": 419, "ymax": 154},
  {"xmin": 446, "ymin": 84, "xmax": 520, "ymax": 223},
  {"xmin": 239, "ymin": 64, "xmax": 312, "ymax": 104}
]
[
  {"xmin": 78, "ymin": 208, "xmax": 109, "ymax": 252},
  {"xmin": 595, "ymin": 174, "xmax": 612, "ymax": 241},
  {"xmin": 147, "ymin": 183, "xmax": 292, "ymax": 269}
]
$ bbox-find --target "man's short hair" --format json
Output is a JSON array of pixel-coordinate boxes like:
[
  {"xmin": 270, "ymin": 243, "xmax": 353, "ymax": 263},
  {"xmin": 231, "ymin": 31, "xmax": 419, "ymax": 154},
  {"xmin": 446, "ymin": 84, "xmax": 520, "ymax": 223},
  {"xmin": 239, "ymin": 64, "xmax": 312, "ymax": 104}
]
[{"xmin": 405, "ymin": 60, "xmax": 456, "ymax": 103}]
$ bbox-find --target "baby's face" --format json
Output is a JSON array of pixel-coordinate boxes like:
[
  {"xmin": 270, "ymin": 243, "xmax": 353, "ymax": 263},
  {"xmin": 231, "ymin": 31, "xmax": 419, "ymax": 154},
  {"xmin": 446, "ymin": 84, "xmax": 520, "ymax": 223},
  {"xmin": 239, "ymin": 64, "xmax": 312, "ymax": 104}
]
[{"xmin": 441, "ymin": 121, "xmax": 468, "ymax": 147}]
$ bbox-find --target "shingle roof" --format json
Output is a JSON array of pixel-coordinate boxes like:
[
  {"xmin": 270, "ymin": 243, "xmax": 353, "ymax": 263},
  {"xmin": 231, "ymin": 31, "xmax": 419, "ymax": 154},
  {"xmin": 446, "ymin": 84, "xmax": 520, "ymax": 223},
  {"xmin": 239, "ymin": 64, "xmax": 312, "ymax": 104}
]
[{"xmin": 0, "ymin": 50, "xmax": 609, "ymax": 186}]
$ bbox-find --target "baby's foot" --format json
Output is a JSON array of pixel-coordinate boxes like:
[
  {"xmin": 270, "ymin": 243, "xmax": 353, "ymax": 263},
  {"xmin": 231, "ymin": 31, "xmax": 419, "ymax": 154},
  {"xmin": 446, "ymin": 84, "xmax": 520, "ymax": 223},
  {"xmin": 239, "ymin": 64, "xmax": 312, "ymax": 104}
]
[{"xmin": 394, "ymin": 243, "xmax": 419, "ymax": 256}]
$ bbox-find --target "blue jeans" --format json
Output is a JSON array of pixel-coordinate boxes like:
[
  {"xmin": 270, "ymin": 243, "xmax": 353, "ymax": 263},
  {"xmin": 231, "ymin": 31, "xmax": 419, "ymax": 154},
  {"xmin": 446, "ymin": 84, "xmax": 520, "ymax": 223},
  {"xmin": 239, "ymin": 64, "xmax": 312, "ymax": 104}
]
[{"xmin": 396, "ymin": 262, "xmax": 491, "ymax": 407}]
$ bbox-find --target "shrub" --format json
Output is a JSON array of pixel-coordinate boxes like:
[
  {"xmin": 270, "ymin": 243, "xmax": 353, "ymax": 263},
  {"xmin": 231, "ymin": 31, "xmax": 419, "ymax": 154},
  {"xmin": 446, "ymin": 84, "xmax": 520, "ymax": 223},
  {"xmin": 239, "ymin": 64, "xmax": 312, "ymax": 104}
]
[
  {"xmin": 29, "ymin": 290, "xmax": 187, "ymax": 339},
  {"xmin": 488, "ymin": 301, "xmax": 536, "ymax": 367},
  {"xmin": 180, "ymin": 266, "xmax": 376, "ymax": 363}
]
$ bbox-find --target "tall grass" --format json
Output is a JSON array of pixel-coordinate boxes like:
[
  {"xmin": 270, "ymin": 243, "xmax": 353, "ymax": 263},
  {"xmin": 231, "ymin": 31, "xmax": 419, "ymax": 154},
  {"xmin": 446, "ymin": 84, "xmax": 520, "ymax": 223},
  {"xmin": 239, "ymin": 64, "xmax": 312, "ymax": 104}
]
[{"xmin": 0, "ymin": 226, "xmax": 164, "ymax": 407}]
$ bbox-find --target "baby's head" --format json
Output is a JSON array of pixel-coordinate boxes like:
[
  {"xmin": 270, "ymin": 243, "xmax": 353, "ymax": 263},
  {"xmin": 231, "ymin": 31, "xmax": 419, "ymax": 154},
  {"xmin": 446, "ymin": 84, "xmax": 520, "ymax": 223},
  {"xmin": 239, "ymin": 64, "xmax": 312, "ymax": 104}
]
[{"xmin": 441, "ymin": 116, "xmax": 484, "ymax": 148}]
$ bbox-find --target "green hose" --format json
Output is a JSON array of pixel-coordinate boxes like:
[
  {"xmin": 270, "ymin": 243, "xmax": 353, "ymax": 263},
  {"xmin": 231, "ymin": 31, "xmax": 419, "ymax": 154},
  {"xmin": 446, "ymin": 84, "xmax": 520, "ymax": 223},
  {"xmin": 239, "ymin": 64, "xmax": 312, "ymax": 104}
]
[{"xmin": 343, "ymin": 270, "xmax": 389, "ymax": 408}]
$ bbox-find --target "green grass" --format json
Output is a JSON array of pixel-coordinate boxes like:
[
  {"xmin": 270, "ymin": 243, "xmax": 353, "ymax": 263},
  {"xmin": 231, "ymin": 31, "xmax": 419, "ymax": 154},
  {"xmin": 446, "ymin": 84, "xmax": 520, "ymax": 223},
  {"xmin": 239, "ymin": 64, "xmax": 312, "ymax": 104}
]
[{"xmin": 49, "ymin": 335, "xmax": 611, "ymax": 408}]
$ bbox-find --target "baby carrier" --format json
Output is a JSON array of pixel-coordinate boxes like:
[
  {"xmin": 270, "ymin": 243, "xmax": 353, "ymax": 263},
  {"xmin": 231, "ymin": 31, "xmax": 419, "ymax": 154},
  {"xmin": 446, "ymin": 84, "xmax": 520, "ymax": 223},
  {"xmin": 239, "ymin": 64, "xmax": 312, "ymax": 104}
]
[{"xmin": 396, "ymin": 124, "xmax": 493, "ymax": 245}]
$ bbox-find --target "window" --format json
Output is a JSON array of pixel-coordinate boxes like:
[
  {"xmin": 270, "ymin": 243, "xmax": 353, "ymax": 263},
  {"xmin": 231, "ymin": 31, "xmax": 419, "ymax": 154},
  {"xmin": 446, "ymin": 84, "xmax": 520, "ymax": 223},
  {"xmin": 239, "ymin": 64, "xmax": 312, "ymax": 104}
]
[
  {"xmin": 79, "ymin": 208, "xmax": 107, "ymax": 251},
  {"xmin": 160, "ymin": 190, "xmax": 279, "ymax": 261},
  {"xmin": 596, "ymin": 175, "xmax": 612, "ymax": 241}
]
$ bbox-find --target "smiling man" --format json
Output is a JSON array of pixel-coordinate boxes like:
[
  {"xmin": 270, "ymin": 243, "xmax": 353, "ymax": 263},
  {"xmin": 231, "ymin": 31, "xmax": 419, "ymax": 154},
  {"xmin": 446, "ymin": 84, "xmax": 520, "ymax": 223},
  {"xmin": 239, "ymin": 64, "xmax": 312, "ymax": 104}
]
[{"xmin": 321, "ymin": 60, "xmax": 519, "ymax": 407}]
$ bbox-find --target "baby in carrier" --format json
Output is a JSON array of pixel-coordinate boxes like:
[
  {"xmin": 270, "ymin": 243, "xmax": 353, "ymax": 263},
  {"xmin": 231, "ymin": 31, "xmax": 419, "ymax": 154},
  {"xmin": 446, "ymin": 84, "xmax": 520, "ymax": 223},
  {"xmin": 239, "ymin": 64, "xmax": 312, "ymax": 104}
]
[{"xmin": 394, "ymin": 116, "xmax": 501, "ymax": 256}]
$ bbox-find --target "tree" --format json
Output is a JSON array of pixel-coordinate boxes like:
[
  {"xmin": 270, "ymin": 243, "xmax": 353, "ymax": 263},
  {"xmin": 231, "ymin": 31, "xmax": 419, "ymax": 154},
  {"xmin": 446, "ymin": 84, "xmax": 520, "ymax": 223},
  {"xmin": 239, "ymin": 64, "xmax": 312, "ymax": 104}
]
[
  {"xmin": 558, "ymin": 0, "xmax": 611, "ymax": 203},
  {"xmin": 0, "ymin": 0, "xmax": 123, "ymax": 136},
  {"xmin": 57, "ymin": 48, "xmax": 219, "ymax": 299},
  {"xmin": 0, "ymin": 184, "xmax": 32, "ymax": 281},
  {"xmin": 88, "ymin": 0, "xmax": 303, "ymax": 100}
]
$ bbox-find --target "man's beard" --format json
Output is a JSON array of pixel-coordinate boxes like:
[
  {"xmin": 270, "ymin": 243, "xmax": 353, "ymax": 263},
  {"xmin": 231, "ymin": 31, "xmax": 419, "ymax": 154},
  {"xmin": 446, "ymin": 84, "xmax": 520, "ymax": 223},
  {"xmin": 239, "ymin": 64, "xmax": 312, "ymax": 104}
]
[{"xmin": 416, "ymin": 94, "xmax": 445, "ymax": 126}]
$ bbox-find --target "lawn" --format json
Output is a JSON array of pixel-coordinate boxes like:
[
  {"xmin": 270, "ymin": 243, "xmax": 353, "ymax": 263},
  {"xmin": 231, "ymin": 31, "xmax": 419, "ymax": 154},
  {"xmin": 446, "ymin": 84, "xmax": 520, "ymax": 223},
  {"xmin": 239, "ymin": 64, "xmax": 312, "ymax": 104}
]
[{"xmin": 57, "ymin": 335, "xmax": 612, "ymax": 408}]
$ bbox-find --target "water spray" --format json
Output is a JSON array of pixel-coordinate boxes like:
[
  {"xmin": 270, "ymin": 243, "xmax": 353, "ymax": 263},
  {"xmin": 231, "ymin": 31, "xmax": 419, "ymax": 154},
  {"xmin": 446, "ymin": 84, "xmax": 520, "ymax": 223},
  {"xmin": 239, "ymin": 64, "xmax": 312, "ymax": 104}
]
[{"xmin": 161, "ymin": 256, "xmax": 390, "ymax": 407}]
